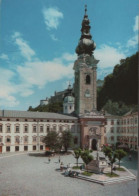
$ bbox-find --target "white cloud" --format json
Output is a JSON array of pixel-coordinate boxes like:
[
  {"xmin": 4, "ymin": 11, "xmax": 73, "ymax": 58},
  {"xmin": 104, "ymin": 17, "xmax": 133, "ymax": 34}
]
[
  {"xmin": 42, "ymin": 7, "xmax": 63, "ymax": 30},
  {"xmin": 0, "ymin": 53, "xmax": 9, "ymax": 61},
  {"xmin": 61, "ymin": 53, "xmax": 76, "ymax": 61},
  {"xmin": 94, "ymin": 44, "xmax": 126, "ymax": 68},
  {"xmin": 0, "ymin": 68, "xmax": 19, "ymax": 108},
  {"xmin": 127, "ymin": 34, "xmax": 138, "ymax": 48},
  {"xmin": 133, "ymin": 16, "xmax": 139, "ymax": 32},
  {"xmin": 127, "ymin": 16, "xmax": 138, "ymax": 48},
  {"xmin": 50, "ymin": 34, "xmax": 58, "ymax": 41},
  {"xmin": 17, "ymin": 54, "xmax": 74, "ymax": 89},
  {"xmin": 12, "ymin": 32, "xmax": 36, "ymax": 61}
]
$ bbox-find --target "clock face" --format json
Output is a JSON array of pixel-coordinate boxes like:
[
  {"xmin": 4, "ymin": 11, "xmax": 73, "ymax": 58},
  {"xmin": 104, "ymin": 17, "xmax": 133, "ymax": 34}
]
[{"xmin": 89, "ymin": 126, "xmax": 100, "ymax": 136}]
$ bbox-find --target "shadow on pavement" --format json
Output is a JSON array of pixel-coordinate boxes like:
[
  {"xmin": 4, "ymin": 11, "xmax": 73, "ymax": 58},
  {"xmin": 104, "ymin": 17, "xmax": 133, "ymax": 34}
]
[{"xmin": 28, "ymin": 153, "xmax": 47, "ymax": 157}]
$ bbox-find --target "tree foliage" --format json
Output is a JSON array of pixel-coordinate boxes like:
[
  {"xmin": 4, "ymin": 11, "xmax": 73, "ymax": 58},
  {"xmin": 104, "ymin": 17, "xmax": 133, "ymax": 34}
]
[
  {"xmin": 43, "ymin": 130, "xmax": 60, "ymax": 152},
  {"xmin": 103, "ymin": 100, "xmax": 135, "ymax": 116},
  {"xmin": 61, "ymin": 130, "xmax": 73, "ymax": 152},
  {"xmin": 73, "ymin": 148, "xmax": 82, "ymax": 167},
  {"xmin": 97, "ymin": 52, "xmax": 138, "ymax": 111},
  {"xmin": 28, "ymin": 102, "xmax": 63, "ymax": 113},
  {"xmin": 43, "ymin": 129, "xmax": 73, "ymax": 152},
  {"xmin": 102, "ymin": 146, "xmax": 112, "ymax": 157},
  {"xmin": 81, "ymin": 150, "xmax": 93, "ymax": 166},
  {"xmin": 115, "ymin": 149, "xmax": 127, "ymax": 168}
]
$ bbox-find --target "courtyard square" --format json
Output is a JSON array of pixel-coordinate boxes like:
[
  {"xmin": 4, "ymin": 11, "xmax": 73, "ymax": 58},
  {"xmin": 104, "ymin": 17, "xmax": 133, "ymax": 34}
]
[{"xmin": 0, "ymin": 152, "xmax": 137, "ymax": 196}]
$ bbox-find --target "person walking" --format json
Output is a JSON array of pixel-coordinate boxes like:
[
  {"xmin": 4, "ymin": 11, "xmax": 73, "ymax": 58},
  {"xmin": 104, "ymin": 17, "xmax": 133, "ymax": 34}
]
[
  {"xmin": 60, "ymin": 162, "xmax": 64, "ymax": 171},
  {"xmin": 48, "ymin": 157, "xmax": 51, "ymax": 163},
  {"xmin": 58, "ymin": 156, "xmax": 60, "ymax": 163}
]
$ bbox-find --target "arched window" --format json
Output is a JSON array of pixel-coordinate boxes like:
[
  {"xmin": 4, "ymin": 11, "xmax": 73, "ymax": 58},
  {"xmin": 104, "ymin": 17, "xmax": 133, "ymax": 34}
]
[{"xmin": 86, "ymin": 75, "xmax": 91, "ymax": 84}]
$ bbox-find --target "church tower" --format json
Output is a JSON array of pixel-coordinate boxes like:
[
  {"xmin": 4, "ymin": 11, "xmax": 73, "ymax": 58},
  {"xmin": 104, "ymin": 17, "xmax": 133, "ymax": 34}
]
[{"xmin": 74, "ymin": 5, "xmax": 99, "ymax": 116}]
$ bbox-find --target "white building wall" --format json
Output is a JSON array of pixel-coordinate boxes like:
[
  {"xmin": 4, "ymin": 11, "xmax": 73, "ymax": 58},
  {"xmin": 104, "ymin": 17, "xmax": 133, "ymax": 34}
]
[{"xmin": 0, "ymin": 118, "xmax": 80, "ymax": 153}]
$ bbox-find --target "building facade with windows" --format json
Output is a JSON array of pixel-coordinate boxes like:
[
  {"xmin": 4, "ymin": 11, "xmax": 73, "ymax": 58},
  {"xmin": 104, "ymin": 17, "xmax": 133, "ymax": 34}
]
[
  {"xmin": 104, "ymin": 111, "xmax": 138, "ymax": 151},
  {"xmin": 0, "ymin": 110, "xmax": 80, "ymax": 153}
]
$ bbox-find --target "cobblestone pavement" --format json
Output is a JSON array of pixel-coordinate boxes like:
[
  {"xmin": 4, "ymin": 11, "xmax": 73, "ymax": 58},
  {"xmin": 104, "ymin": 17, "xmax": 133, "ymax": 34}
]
[{"xmin": 0, "ymin": 152, "xmax": 137, "ymax": 196}]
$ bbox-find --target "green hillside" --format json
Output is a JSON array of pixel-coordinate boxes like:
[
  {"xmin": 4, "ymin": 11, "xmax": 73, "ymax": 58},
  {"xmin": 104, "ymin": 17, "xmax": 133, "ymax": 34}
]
[{"xmin": 97, "ymin": 52, "xmax": 138, "ymax": 112}]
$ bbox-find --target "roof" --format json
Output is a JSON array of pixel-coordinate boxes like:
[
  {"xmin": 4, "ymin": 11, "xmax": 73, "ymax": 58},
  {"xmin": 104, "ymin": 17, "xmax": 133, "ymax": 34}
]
[{"xmin": 0, "ymin": 110, "xmax": 78, "ymax": 120}]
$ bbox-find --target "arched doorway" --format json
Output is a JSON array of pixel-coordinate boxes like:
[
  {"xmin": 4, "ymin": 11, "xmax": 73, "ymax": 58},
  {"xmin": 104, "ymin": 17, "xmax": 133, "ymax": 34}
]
[{"xmin": 92, "ymin": 139, "xmax": 97, "ymax": 150}]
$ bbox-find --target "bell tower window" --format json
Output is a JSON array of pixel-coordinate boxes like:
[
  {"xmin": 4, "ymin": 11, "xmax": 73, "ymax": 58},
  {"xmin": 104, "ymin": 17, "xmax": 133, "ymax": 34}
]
[{"xmin": 86, "ymin": 75, "xmax": 91, "ymax": 84}]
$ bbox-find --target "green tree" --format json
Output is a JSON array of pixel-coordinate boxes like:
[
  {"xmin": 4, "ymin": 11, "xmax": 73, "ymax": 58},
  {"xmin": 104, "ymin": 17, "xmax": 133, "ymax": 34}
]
[
  {"xmin": 43, "ymin": 130, "xmax": 60, "ymax": 152},
  {"xmin": 81, "ymin": 150, "xmax": 93, "ymax": 170},
  {"xmin": 102, "ymin": 146, "xmax": 112, "ymax": 158},
  {"xmin": 61, "ymin": 130, "xmax": 73, "ymax": 152},
  {"xmin": 115, "ymin": 149, "xmax": 127, "ymax": 168},
  {"xmin": 73, "ymin": 148, "xmax": 82, "ymax": 167},
  {"xmin": 28, "ymin": 102, "xmax": 63, "ymax": 113}
]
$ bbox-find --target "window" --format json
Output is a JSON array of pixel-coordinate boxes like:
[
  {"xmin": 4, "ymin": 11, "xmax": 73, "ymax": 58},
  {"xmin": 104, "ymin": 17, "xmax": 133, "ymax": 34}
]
[
  {"xmin": 86, "ymin": 75, "xmax": 91, "ymax": 84},
  {"xmin": 15, "ymin": 146, "xmax": 19, "ymax": 151},
  {"xmin": 0, "ymin": 125, "xmax": 2, "ymax": 133},
  {"xmin": 7, "ymin": 119, "xmax": 10, "ymax": 121},
  {"xmin": 33, "ymin": 146, "xmax": 36, "ymax": 150},
  {"xmin": 24, "ymin": 146, "xmax": 28, "ymax": 151},
  {"xmin": 47, "ymin": 126, "xmax": 50, "ymax": 132},
  {"xmin": 74, "ymin": 137, "xmax": 78, "ymax": 144},
  {"xmin": 111, "ymin": 120, "xmax": 114, "ymax": 125},
  {"xmin": 15, "ymin": 126, "xmax": 20, "ymax": 133},
  {"xmin": 111, "ymin": 136, "xmax": 114, "ymax": 141},
  {"xmin": 117, "ymin": 120, "xmax": 120, "ymax": 125},
  {"xmin": 24, "ymin": 126, "xmax": 28, "ymax": 133},
  {"xmin": 7, "ymin": 126, "xmax": 11, "ymax": 133},
  {"xmin": 40, "ymin": 137, "xmax": 44, "ymax": 142},
  {"xmin": 53, "ymin": 125, "xmax": 56, "ymax": 131},
  {"xmin": 33, "ymin": 126, "xmax": 36, "ymax": 133},
  {"xmin": 6, "ymin": 137, "xmax": 11, "ymax": 143},
  {"xmin": 6, "ymin": 146, "xmax": 10, "ymax": 152},
  {"xmin": 40, "ymin": 145, "xmax": 43, "ymax": 150},
  {"xmin": 0, "ymin": 138, "xmax": 2, "ymax": 142},
  {"xmin": 24, "ymin": 136, "xmax": 28, "ymax": 143},
  {"xmin": 15, "ymin": 137, "xmax": 20, "ymax": 143},
  {"xmin": 111, "ymin": 127, "xmax": 114, "ymax": 133},
  {"xmin": 40, "ymin": 126, "xmax": 43, "ymax": 133},
  {"xmin": 33, "ymin": 137, "xmax": 37, "ymax": 142},
  {"xmin": 25, "ymin": 119, "xmax": 28, "ymax": 122},
  {"xmin": 16, "ymin": 119, "xmax": 19, "ymax": 121}
]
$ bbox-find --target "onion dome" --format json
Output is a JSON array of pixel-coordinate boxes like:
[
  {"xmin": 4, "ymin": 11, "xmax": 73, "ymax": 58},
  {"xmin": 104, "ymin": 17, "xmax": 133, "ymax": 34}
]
[{"xmin": 76, "ymin": 5, "xmax": 96, "ymax": 56}]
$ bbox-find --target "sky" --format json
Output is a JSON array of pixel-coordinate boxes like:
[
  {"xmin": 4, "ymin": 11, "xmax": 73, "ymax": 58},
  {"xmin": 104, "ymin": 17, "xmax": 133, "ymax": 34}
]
[{"xmin": 0, "ymin": 0, "xmax": 138, "ymax": 110}]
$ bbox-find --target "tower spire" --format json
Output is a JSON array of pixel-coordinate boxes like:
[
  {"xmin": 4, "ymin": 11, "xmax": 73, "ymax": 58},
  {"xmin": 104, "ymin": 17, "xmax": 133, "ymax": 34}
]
[
  {"xmin": 75, "ymin": 5, "xmax": 96, "ymax": 56},
  {"xmin": 85, "ymin": 4, "xmax": 87, "ymax": 15}
]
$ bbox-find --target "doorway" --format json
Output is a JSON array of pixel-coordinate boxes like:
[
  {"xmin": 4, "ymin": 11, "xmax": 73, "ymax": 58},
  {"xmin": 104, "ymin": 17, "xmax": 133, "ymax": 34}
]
[
  {"xmin": 0, "ymin": 146, "xmax": 2, "ymax": 153},
  {"xmin": 92, "ymin": 139, "xmax": 97, "ymax": 150}
]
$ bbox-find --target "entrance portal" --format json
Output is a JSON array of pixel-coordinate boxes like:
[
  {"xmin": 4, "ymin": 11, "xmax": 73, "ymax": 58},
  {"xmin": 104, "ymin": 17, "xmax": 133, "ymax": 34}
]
[
  {"xmin": 0, "ymin": 146, "xmax": 2, "ymax": 153},
  {"xmin": 92, "ymin": 139, "xmax": 97, "ymax": 150}
]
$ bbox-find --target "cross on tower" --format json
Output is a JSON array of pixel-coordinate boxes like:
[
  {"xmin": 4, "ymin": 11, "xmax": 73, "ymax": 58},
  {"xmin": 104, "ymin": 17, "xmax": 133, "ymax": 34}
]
[{"xmin": 85, "ymin": 5, "xmax": 87, "ymax": 15}]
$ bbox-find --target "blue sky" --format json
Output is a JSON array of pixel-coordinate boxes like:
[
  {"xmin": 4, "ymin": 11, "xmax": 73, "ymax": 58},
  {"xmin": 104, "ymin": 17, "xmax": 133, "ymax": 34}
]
[{"xmin": 0, "ymin": 0, "xmax": 138, "ymax": 110}]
